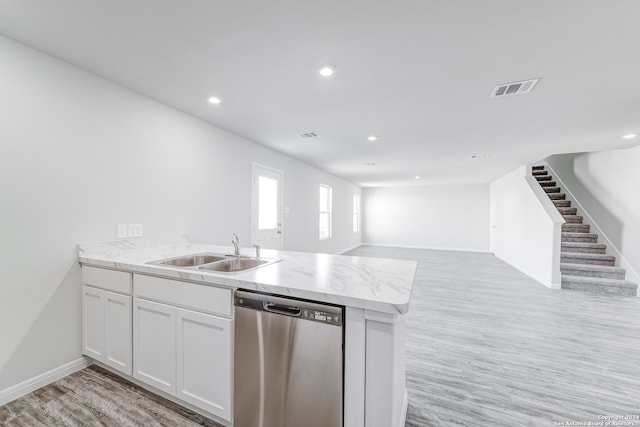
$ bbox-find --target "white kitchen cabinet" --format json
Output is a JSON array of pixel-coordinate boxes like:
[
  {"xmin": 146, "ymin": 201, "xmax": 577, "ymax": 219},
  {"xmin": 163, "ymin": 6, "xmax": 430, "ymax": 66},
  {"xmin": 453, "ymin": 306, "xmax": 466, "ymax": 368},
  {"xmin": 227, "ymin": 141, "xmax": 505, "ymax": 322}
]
[
  {"xmin": 133, "ymin": 298, "xmax": 176, "ymax": 395},
  {"xmin": 132, "ymin": 273, "xmax": 232, "ymax": 422},
  {"xmin": 104, "ymin": 290, "xmax": 132, "ymax": 374},
  {"xmin": 177, "ymin": 308, "xmax": 231, "ymax": 421},
  {"xmin": 82, "ymin": 285, "xmax": 132, "ymax": 375},
  {"xmin": 82, "ymin": 285, "xmax": 105, "ymax": 361}
]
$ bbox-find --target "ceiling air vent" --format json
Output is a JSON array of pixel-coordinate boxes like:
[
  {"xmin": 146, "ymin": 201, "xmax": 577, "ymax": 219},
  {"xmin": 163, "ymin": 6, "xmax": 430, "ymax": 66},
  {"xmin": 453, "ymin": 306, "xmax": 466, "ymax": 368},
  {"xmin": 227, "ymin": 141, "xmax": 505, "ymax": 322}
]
[
  {"xmin": 299, "ymin": 132, "xmax": 319, "ymax": 139},
  {"xmin": 492, "ymin": 78, "xmax": 540, "ymax": 97}
]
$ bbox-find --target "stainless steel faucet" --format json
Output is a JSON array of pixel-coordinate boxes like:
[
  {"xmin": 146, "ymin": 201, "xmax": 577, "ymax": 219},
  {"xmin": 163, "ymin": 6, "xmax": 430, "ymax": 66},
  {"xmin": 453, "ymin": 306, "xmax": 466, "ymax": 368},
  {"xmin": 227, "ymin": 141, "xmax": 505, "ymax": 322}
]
[
  {"xmin": 232, "ymin": 233, "xmax": 240, "ymax": 255},
  {"xmin": 253, "ymin": 244, "xmax": 261, "ymax": 258}
]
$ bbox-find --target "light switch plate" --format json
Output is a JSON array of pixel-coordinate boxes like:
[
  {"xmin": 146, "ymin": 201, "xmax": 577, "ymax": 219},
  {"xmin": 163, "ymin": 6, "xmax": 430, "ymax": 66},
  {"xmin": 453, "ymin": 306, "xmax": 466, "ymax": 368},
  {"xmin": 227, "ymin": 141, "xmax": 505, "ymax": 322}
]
[
  {"xmin": 128, "ymin": 223, "xmax": 143, "ymax": 237},
  {"xmin": 117, "ymin": 224, "xmax": 128, "ymax": 238}
]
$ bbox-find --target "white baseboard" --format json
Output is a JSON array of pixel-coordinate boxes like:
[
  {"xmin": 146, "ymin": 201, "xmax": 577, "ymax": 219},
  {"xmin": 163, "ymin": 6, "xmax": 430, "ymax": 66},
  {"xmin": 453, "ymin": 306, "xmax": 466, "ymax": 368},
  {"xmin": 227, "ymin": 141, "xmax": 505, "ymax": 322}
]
[
  {"xmin": 361, "ymin": 242, "xmax": 492, "ymax": 253},
  {"xmin": 0, "ymin": 357, "xmax": 91, "ymax": 406},
  {"xmin": 335, "ymin": 243, "xmax": 363, "ymax": 255},
  {"xmin": 398, "ymin": 389, "xmax": 408, "ymax": 427}
]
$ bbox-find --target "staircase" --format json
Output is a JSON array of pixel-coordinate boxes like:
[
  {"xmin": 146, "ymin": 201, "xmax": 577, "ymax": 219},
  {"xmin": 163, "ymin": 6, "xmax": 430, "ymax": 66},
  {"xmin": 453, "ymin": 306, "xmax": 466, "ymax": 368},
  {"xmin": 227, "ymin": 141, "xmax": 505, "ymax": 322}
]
[{"xmin": 532, "ymin": 165, "xmax": 638, "ymax": 297}]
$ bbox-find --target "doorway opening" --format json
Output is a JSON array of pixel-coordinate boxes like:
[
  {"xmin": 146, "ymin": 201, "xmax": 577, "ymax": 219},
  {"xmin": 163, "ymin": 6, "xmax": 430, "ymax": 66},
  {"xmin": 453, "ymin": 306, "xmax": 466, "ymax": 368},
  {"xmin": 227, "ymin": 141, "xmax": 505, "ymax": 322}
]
[{"xmin": 252, "ymin": 163, "xmax": 283, "ymax": 249}]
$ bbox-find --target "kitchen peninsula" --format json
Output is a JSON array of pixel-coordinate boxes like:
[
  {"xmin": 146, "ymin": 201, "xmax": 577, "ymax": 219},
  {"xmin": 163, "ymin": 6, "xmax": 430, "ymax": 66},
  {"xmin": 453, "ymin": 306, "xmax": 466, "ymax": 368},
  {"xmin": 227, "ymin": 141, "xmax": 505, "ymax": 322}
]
[{"xmin": 78, "ymin": 236, "xmax": 416, "ymax": 427}]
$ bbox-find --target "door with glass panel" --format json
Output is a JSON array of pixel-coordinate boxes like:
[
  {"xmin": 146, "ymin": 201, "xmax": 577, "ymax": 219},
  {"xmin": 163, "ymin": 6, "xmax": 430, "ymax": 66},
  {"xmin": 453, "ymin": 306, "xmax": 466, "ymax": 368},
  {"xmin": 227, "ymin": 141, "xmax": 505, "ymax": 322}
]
[{"xmin": 252, "ymin": 164, "xmax": 283, "ymax": 249}]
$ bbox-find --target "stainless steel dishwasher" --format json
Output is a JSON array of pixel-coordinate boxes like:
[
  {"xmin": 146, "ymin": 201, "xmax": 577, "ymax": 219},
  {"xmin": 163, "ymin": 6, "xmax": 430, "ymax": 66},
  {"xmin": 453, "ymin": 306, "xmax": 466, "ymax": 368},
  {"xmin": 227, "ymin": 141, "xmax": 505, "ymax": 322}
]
[{"xmin": 234, "ymin": 290, "xmax": 344, "ymax": 427}]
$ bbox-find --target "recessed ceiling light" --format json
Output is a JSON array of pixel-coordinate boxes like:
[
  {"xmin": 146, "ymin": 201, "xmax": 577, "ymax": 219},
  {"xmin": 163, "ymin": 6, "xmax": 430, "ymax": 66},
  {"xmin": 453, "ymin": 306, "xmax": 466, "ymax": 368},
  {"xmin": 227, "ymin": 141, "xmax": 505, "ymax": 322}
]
[
  {"xmin": 623, "ymin": 133, "xmax": 637, "ymax": 139},
  {"xmin": 415, "ymin": 176, "xmax": 421, "ymax": 180},
  {"xmin": 319, "ymin": 66, "xmax": 335, "ymax": 77},
  {"xmin": 367, "ymin": 135, "xmax": 378, "ymax": 142},
  {"xmin": 208, "ymin": 96, "xmax": 221, "ymax": 104}
]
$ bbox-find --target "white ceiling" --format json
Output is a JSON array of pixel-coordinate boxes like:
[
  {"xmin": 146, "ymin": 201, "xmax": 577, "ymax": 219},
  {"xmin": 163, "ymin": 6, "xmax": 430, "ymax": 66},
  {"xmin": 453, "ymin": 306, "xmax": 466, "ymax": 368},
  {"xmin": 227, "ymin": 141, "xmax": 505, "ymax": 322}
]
[{"xmin": 1, "ymin": 0, "xmax": 639, "ymax": 187}]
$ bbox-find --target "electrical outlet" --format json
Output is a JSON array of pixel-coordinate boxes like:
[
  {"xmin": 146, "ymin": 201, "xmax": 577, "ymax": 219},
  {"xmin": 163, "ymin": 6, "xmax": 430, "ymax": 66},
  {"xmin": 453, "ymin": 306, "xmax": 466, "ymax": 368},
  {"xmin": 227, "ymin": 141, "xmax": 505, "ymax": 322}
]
[
  {"xmin": 117, "ymin": 224, "xmax": 128, "ymax": 238},
  {"xmin": 128, "ymin": 224, "xmax": 143, "ymax": 237}
]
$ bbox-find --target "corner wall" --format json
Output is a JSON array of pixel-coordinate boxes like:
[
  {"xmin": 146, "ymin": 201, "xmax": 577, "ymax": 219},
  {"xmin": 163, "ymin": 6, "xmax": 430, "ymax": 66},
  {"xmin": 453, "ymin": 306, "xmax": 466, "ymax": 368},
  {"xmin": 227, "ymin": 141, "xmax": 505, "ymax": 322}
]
[
  {"xmin": 490, "ymin": 166, "xmax": 563, "ymax": 288},
  {"xmin": 0, "ymin": 35, "xmax": 360, "ymax": 393},
  {"xmin": 362, "ymin": 184, "xmax": 490, "ymax": 252}
]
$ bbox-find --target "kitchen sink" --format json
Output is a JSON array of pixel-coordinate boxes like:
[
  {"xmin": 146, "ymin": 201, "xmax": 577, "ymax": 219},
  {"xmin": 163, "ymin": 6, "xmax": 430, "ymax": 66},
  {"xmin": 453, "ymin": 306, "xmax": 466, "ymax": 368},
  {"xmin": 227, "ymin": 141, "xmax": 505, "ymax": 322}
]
[
  {"xmin": 198, "ymin": 257, "xmax": 275, "ymax": 273},
  {"xmin": 149, "ymin": 253, "xmax": 228, "ymax": 267},
  {"xmin": 148, "ymin": 253, "xmax": 281, "ymax": 274}
]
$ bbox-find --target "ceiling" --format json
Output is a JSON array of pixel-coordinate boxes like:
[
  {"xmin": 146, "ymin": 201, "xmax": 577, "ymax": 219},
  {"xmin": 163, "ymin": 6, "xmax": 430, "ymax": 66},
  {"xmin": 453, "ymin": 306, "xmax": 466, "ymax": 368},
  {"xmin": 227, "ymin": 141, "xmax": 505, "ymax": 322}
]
[{"xmin": 1, "ymin": 0, "xmax": 639, "ymax": 187}]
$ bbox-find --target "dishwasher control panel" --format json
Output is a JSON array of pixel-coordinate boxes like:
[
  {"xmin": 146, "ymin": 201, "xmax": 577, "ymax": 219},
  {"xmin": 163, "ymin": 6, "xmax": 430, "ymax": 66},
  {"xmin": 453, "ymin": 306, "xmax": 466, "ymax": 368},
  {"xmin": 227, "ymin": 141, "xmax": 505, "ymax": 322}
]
[
  {"xmin": 235, "ymin": 290, "xmax": 343, "ymax": 327},
  {"xmin": 301, "ymin": 309, "xmax": 342, "ymax": 326}
]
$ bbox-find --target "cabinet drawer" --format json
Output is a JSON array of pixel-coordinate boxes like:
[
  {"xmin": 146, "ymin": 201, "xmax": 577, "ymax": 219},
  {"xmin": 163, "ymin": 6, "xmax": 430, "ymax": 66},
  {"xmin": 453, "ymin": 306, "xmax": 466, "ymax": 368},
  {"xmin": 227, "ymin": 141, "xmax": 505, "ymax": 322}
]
[
  {"xmin": 82, "ymin": 266, "xmax": 131, "ymax": 294},
  {"xmin": 133, "ymin": 274, "xmax": 231, "ymax": 317}
]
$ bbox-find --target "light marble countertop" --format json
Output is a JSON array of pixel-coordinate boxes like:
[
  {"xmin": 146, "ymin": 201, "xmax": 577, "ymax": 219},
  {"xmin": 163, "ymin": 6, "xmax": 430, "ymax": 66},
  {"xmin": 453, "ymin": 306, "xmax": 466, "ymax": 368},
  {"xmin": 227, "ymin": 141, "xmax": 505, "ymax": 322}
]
[{"xmin": 78, "ymin": 236, "xmax": 416, "ymax": 314}]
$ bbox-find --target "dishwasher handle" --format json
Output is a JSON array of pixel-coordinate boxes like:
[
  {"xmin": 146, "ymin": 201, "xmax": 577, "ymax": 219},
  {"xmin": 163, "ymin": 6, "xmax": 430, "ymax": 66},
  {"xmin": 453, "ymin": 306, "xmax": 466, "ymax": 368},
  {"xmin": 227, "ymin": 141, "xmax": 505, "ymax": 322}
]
[{"xmin": 263, "ymin": 301, "xmax": 301, "ymax": 317}]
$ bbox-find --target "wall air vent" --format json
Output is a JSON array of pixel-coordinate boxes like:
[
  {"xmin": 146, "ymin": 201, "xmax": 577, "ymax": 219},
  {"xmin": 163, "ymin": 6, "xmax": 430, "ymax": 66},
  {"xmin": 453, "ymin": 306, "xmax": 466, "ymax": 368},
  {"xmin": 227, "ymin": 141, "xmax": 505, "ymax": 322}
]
[
  {"xmin": 363, "ymin": 162, "xmax": 377, "ymax": 167},
  {"xmin": 491, "ymin": 78, "xmax": 540, "ymax": 97},
  {"xmin": 299, "ymin": 132, "xmax": 319, "ymax": 139}
]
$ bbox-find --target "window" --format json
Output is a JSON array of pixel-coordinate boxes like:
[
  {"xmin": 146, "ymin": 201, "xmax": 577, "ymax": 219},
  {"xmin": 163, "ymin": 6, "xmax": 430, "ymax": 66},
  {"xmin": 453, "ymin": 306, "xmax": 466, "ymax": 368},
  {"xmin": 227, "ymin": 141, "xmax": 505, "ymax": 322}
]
[
  {"xmin": 258, "ymin": 175, "xmax": 278, "ymax": 230},
  {"xmin": 353, "ymin": 194, "xmax": 361, "ymax": 233},
  {"xmin": 319, "ymin": 184, "xmax": 332, "ymax": 240}
]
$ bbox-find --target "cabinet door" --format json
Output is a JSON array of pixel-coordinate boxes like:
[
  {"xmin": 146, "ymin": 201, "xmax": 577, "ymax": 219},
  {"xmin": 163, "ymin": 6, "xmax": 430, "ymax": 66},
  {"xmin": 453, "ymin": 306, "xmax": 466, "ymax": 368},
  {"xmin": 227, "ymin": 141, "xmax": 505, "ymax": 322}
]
[
  {"xmin": 177, "ymin": 308, "xmax": 231, "ymax": 421},
  {"xmin": 82, "ymin": 285, "xmax": 105, "ymax": 360},
  {"xmin": 133, "ymin": 298, "xmax": 176, "ymax": 395},
  {"xmin": 104, "ymin": 292, "xmax": 132, "ymax": 375}
]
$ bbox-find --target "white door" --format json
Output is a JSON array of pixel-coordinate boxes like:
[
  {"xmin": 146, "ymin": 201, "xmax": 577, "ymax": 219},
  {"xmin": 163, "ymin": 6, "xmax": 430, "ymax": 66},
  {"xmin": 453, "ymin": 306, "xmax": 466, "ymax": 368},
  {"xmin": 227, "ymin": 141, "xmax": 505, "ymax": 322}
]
[
  {"xmin": 176, "ymin": 308, "xmax": 232, "ymax": 421},
  {"xmin": 252, "ymin": 163, "xmax": 283, "ymax": 249},
  {"xmin": 133, "ymin": 298, "xmax": 176, "ymax": 395}
]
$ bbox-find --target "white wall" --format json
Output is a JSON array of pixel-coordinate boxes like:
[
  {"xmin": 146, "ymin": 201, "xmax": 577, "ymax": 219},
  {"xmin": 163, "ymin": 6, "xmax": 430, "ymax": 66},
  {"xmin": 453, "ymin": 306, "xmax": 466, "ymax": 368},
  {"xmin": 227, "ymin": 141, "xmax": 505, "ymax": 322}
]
[
  {"xmin": 0, "ymin": 35, "xmax": 360, "ymax": 392},
  {"xmin": 546, "ymin": 150, "xmax": 640, "ymax": 284},
  {"xmin": 362, "ymin": 184, "xmax": 490, "ymax": 252},
  {"xmin": 490, "ymin": 166, "xmax": 563, "ymax": 288}
]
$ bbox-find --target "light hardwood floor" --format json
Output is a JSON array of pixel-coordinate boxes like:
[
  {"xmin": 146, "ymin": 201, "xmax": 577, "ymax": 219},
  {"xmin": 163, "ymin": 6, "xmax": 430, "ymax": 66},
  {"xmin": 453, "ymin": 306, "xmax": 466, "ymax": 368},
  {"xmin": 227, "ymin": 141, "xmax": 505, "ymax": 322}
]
[
  {"xmin": 345, "ymin": 245, "xmax": 640, "ymax": 426},
  {"xmin": 2, "ymin": 246, "xmax": 640, "ymax": 426},
  {"xmin": 0, "ymin": 365, "xmax": 223, "ymax": 426}
]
